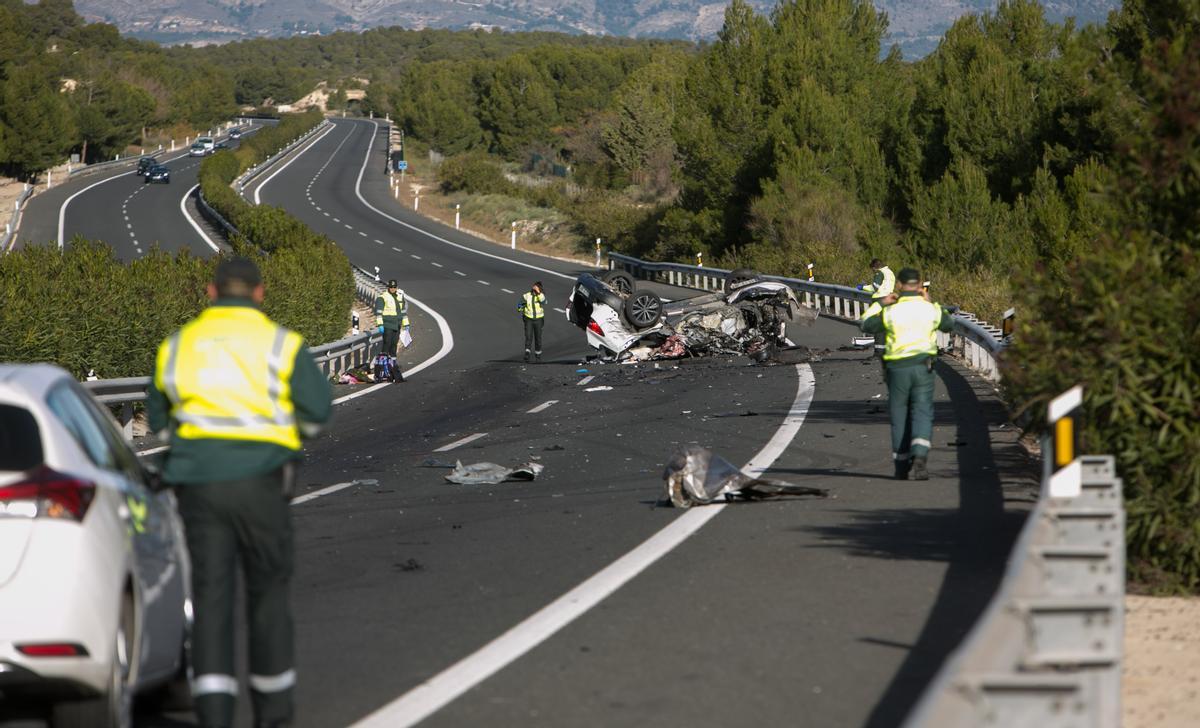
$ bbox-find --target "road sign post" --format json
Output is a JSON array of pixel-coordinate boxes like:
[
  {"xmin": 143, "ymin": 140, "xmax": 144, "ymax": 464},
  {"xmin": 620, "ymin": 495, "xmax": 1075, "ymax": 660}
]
[{"xmin": 1045, "ymin": 385, "xmax": 1083, "ymax": 497}]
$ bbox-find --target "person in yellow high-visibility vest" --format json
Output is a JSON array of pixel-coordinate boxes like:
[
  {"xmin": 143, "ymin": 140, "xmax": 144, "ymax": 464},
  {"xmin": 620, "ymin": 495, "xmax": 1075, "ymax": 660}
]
[
  {"xmin": 148, "ymin": 258, "xmax": 331, "ymax": 728},
  {"xmin": 859, "ymin": 259, "xmax": 896, "ymax": 359},
  {"xmin": 517, "ymin": 281, "xmax": 546, "ymax": 362},
  {"xmin": 860, "ymin": 267, "xmax": 954, "ymax": 481},
  {"xmin": 374, "ymin": 278, "xmax": 409, "ymax": 382}
]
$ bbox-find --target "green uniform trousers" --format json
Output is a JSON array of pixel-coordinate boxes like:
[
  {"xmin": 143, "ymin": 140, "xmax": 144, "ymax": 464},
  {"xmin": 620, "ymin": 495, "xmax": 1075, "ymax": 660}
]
[
  {"xmin": 886, "ymin": 361, "xmax": 936, "ymax": 461},
  {"xmin": 176, "ymin": 469, "xmax": 295, "ymax": 728}
]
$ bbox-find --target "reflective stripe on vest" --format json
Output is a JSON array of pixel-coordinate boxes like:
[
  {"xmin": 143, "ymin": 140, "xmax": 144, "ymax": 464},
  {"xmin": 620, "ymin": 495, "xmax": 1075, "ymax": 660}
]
[
  {"xmin": 872, "ymin": 266, "xmax": 896, "ymax": 299},
  {"xmin": 521, "ymin": 291, "xmax": 545, "ymax": 319},
  {"xmin": 881, "ymin": 296, "xmax": 941, "ymax": 361},
  {"xmin": 156, "ymin": 306, "xmax": 304, "ymax": 450}
]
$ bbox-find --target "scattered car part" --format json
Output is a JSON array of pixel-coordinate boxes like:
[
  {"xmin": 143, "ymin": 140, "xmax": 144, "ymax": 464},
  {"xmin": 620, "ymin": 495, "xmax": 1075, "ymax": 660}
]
[
  {"xmin": 444, "ymin": 461, "xmax": 545, "ymax": 485},
  {"xmin": 663, "ymin": 445, "xmax": 829, "ymax": 508}
]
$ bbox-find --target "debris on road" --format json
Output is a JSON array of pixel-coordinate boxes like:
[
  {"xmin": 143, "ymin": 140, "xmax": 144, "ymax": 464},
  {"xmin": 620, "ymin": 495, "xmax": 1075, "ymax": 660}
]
[
  {"xmin": 445, "ymin": 460, "xmax": 545, "ymax": 485},
  {"xmin": 663, "ymin": 446, "xmax": 829, "ymax": 508}
]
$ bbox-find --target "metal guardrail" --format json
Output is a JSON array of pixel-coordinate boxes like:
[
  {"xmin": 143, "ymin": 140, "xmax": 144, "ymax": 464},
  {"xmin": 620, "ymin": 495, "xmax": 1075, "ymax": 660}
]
[
  {"xmin": 903, "ymin": 454, "xmax": 1124, "ymax": 728},
  {"xmin": 1, "ymin": 184, "xmax": 34, "ymax": 252},
  {"xmin": 607, "ymin": 252, "xmax": 1006, "ymax": 382}
]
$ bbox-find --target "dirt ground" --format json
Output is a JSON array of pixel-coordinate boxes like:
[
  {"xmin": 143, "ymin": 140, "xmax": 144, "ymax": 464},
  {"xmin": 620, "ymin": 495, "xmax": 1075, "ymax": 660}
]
[{"xmin": 1124, "ymin": 595, "xmax": 1200, "ymax": 726}]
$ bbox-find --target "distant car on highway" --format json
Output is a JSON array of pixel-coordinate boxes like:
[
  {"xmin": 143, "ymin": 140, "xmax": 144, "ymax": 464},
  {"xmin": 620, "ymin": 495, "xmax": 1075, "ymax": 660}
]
[
  {"xmin": 0, "ymin": 364, "xmax": 191, "ymax": 727},
  {"xmin": 195, "ymin": 136, "xmax": 215, "ymax": 153},
  {"xmin": 135, "ymin": 157, "xmax": 157, "ymax": 176},
  {"xmin": 188, "ymin": 143, "xmax": 208, "ymax": 157},
  {"xmin": 228, "ymin": 128, "xmax": 242, "ymax": 139},
  {"xmin": 144, "ymin": 164, "xmax": 170, "ymax": 184}
]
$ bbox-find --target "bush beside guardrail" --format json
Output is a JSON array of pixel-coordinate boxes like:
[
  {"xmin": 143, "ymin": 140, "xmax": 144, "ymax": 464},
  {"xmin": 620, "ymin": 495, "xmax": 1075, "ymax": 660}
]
[{"xmin": 197, "ymin": 111, "xmax": 354, "ymax": 348}]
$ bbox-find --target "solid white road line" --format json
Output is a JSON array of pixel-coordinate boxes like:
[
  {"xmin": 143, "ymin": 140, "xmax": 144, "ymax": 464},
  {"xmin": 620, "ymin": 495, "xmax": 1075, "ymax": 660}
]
[
  {"xmin": 252, "ymin": 121, "xmax": 338, "ymax": 205},
  {"xmin": 291, "ymin": 481, "xmax": 358, "ymax": 506},
  {"xmin": 526, "ymin": 400, "xmax": 558, "ymax": 414},
  {"xmin": 433, "ymin": 433, "xmax": 488, "ymax": 452},
  {"xmin": 348, "ymin": 119, "xmax": 577, "ymax": 283},
  {"xmin": 56, "ymin": 148, "xmax": 194, "ymax": 249},
  {"xmin": 179, "ymin": 184, "xmax": 221, "ymax": 253},
  {"xmin": 350, "ymin": 363, "xmax": 817, "ymax": 728},
  {"xmin": 576, "ymin": 375, "xmax": 595, "ymax": 386}
]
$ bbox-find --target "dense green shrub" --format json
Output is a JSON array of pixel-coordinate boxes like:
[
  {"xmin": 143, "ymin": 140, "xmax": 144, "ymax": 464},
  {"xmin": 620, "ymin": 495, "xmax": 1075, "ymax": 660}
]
[
  {"xmin": 437, "ymin": 153, "xmax": 515, "ymax": 195},
  {"xmin": 1004, "ymin": 26, "xmax": 1200, "ymax": 592},
  {"xmin": 0, "ymin": 241, "xmax": 212, "ymax": 378},
  {"xmin": 198, "ymin": 111, "xmax": 354, "ymax": 348}
]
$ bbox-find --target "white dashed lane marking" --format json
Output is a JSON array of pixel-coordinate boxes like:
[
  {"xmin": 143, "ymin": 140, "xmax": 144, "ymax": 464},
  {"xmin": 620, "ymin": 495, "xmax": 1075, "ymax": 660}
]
[
  {"xmin": 501, "ymin": 288, "xmax": 515, "ymax": 294},
  {"xmin": 454, "ymin": 271, "xmax": 466, "ymax": 277},
  {"xmin": 410, "ymin": 254, "xmax": 421, "ymax": 260},
  {"xmin": 576, "ymin": 375, "xmax": 595, "ymax": 386},
  {"xmin": 433, "ymin": 433, "xmax": 488, "ymax": 452},
  {"xmin": 477, "ymin": 280, "xmax": 490, "ymax": 286},
  {"xmin": 392, "ymin": 247, "xmax": 402, "ymax": 252},
  {"xmin": 527, "ymin": 400, "xmax": 558, "ymax": 414},
  {"xmin": 431, "ymin": 262, "xmax": 443, "ymax": 268}
]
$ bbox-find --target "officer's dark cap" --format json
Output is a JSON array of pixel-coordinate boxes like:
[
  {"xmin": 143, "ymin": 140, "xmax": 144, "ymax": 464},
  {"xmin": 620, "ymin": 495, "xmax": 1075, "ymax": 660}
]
[
  {"xmin": 897, "ymin": 267, "xmax": 921, "ymax": 283},
  {"xmin": 214, "ymin": 257, "xmax": 261, "ymax": 296},
  {"xmin": 387, "ymin": 279, "xmax": 398, "ymax": 288}
]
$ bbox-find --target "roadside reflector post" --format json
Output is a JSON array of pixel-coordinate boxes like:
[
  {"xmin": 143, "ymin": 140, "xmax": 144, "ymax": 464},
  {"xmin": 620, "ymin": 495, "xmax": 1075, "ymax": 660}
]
[
  {"xmin": 595, "ymin": 238, "xmax": 602, "ymax": 268},
  {"xmin": 1002, "ymin": 307, "xmax": 1016, "ymax": 338},
  {"xmin": 807, "ymin": 262, "xmax": 814, "ymax": 281},
  {"xmin": 394, "ymin": 187, "xmax": 398, "ymax": 200},
  {"xmin": 455, "ymin": 204, "xmax": 461, "ymax": 230},
  {"xmin": 414, "ymin": 195, "xmax": 419, "ymax": 211},
  {"xmin": 696, "ymin": 251, "xmax": 703, "ymax": 267},
  {"xmin": 511, "ymin": 222, "xmax": 517, "ymax": 250},
  {"xmin": 1045, "ymin": 385, "xmax": 1084, "ymax": 498}
]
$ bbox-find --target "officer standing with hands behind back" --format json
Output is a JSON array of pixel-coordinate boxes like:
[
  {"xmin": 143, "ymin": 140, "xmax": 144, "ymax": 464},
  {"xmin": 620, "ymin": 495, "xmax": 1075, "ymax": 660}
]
[
  {"xmin": 860, "ymin": 267, "xmax": 954, "ymax": 481},
  {"xmin": 149, "ymin": 257, "xmax": 332, "ymax": 728},
  {"xmin": 518, "ymin": 281, "xmax": 546, "ymax": 362}
]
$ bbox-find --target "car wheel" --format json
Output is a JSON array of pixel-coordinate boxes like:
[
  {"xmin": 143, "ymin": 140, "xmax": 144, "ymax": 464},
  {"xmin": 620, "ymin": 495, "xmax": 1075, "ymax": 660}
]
[
  {"xmin": 726, "ymin": 268, "xmax": 760, "ymax": 290},
  {"xmin": 601, "ymin": 271, "xmax": 635, "ymax": 295},
  {"xmin": 52, "ymin": 595, "xmax": 134, "ymax": 728},
  {"xmin": 624, "ymin": 289, "xmax": 663, "ymax": 329}
]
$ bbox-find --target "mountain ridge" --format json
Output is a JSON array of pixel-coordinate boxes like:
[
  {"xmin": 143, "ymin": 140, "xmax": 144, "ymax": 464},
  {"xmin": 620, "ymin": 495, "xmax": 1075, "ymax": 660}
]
[{"xmin": 74, "ymin": 0, "xmax": 1121, "ymax": 57}]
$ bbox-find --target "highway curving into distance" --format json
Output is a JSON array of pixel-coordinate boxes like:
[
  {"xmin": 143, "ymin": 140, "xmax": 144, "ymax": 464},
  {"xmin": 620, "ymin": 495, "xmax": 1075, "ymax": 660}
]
[{"xmin": 11, "ymin": 117, "xmax": 1037, "ymax": 728}]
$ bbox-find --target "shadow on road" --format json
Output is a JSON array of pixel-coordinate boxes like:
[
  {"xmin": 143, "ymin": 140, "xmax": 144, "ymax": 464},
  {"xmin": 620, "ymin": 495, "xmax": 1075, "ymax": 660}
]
[{"xmin": 804, "ymin": 360, "xmax": 1035, "ymax": 728}]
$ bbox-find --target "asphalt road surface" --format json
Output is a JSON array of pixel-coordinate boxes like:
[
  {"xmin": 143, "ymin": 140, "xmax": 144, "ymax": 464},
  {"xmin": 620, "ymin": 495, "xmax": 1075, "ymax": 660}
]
[{"xmin": 7, "ymin": 117, "xmax": 1038, "ymax": 728}]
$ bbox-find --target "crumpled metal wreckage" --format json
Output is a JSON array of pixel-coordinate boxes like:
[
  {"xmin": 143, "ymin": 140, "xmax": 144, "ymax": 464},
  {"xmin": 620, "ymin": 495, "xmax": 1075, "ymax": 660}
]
[
  {"xmin": 628, "ymin": 286, "xmax": 818, "ymax": 362},
  {"xmin": 663, "ymin": 446, "xmax": 829, "ymax": 508},
  {"xmin": 445, "ymin": 461, "xmax": 545, "ymax": 485}
]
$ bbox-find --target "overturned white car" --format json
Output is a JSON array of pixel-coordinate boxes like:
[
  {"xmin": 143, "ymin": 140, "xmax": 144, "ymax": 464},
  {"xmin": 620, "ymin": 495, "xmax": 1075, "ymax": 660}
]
[{"xmin": 565, "ymin": 269, "xmax": 816, "ymax": 361}]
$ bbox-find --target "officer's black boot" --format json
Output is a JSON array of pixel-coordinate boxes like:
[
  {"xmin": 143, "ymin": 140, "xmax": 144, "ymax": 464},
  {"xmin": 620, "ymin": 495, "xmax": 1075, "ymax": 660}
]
[
  {"xmin": 910, "ymin": 457, "xmax": 929, "ymax": 481},
  {"xmin": 524, "ymin": 350, "xmax": 531, "ymax": 363}
]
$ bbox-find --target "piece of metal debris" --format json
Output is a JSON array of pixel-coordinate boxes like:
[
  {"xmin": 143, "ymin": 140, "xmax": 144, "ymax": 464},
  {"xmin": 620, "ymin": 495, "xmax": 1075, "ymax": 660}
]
[
  {"xmin": 445, "ymin": 461, "xmax": 545, "ymax": 485},
  {"xmin": 663, "ymin": 445, "xmax": 829, "ymax": 508}
]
